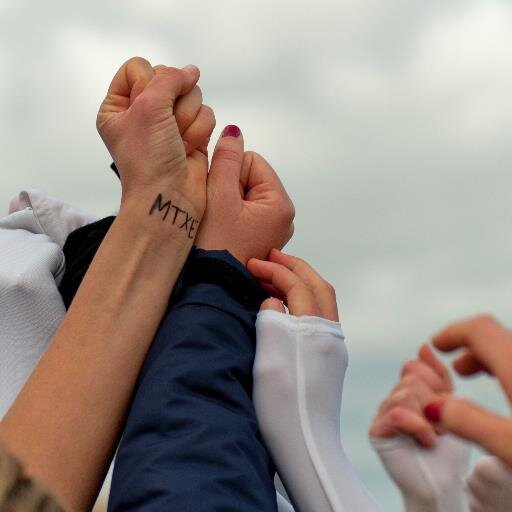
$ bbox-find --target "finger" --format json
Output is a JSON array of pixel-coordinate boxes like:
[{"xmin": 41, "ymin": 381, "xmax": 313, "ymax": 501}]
[
  {"xmin": 247, "ymin": 259, "xmax": 320, "ymax": 317},
  {"xmin": 452, "ymin": 352, "xmax": 489, "ymax": 376},
  {"xmin": 260, "ymin": 298, "xmax": 286, "ymax": 313},
  {"xmin": 432, "ymin": 314, "xmax": 506, "ymax": 353},
  {"xmin": 174, "ymin": 86, "xmax": 203, "ymax": 135},
  {"xmin": 419, "ymin": 344, "xmax": 453, "ymax": 392},
  {"xmin": 185, "ymin": 150, "xmax": 208, "ymax": 219},
  {"xmin": 379, "ymin": 374, "xmax": 436, "ymax": 415},
  {"xmin": 432, "ymin": 315, "xmax": 512, "ymax": 396},
  {"xmin": 371, "ymin": 406, "xmax": 438, "ymax": 447},
  {"xmin": 267, "ymin": 249, "xmax": 338, "ymax": 321},
  {"xmin": 240, "ymin": 151, "xmax": 290, "ymax": 202},
  {"xmin": 182, "ymin": 105, "xmax": 216, "ymax": 157},
  {"xmin": 258, "ymin": 282, "xmax": 286, "ymax": 303},
  {"xmin": 138, "ymin": 64, "xmax": 200, "ymax": 111},
  {"xmin": 100, "ymin": 56, "xmax": 155, "ymax": 114},
  {"xmin": 401, "ymin": 359, "xmax": 447, "ymax": 393},
  {"xmin": 378, "ymin": 388, "xmax": 423, "ymax": 417},
  {"xmin": 424, "ymin": 396, "xmax": 512, "ymax": 466},
  {"xmin": 207, "ymin": 125, "xmax": 245, "ymax": 201}
]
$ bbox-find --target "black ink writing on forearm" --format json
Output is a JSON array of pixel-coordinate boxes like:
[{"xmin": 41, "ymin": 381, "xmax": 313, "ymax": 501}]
[{"xmin": 149, "ymin": 194, "xmax": 199, "ymax": 239}]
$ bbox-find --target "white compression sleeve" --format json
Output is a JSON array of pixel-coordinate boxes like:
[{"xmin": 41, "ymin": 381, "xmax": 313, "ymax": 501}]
[
  {"xmin": 277, "ymin": 491, "xmax": 295, "ymax": 512},
  {"xmin": 253, "ymin": 310, "xmax": 382, "ymax": 512},
  {"xmin": 466, "ymin": 456, "xmax": 512, "ymax": 512},
  {"xmin": 371, "ymin": 434, "xmax": 471, "ymax": 512}
]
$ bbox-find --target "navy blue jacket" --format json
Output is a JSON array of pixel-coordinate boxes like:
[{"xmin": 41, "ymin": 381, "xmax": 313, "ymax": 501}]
[{"xmin": 108, "ymin": 249, "xmax": 277, "ymax": 512}]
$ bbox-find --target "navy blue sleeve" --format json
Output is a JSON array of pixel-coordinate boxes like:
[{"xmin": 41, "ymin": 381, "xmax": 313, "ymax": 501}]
[{"xmin": 108, "ymin": 249, "xmax": 278, "ymax": 512}]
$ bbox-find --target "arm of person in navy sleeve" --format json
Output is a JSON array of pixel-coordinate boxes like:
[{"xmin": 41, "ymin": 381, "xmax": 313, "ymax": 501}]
[{"xmin": 109, "ymin": 126, "xmax": 295, "ymax": 512}]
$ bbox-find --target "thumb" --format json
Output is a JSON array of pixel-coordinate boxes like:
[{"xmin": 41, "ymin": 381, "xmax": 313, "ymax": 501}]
[
  {"xmin": 260, "ymin": 298, "xmax": 286, "ymax": 314},
  {"xmin": 424, "ymin": 396, "xmax": 512, "ymax": 465},
  {"xmin": 138, "ymin": 64, "xmax": 200, "ymax": 111},
  {"xmin": 207, "ymin": 125, "xmax": 245, "ymax": 201},
  {"xmin": 99, "ymin": 56, "xmax": 155, "ymax": 116}
]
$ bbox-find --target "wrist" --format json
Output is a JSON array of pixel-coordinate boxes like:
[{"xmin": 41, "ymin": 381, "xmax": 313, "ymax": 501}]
[
  {"xmin": 119, "ymin": 188, "xmax": 203, "ymax": 246},
  {"xmin": 179, "ymin": 249, "xmax": 268, "ymax": 310}
]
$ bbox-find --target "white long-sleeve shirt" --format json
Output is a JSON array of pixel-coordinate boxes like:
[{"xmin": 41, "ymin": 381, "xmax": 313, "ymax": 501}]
[{"xmin": 0, "ymin": 189, "xmax": 96, "ymax": 418}]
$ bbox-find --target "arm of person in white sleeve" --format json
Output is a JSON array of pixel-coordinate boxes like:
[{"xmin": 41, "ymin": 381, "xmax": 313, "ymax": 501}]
[
  {"xmin": 369, "ymin": 344, "xmax": 471, "ymax": 512},
  {"xmin": 277, "ymin": 490, "xmax": 295, "ymax": 512},
  {"xmin": 466, "ymin": 456, "xmax": 512, "ymax": 512},
  {"xmin": 247, "ymin": 249, "xmax": 382, "ymax": 512}
]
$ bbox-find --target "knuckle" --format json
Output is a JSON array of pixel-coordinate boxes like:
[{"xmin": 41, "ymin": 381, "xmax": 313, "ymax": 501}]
[
  {"xmin": 474, "ymin": 313, "xmax": 498, "ymax": 329},
  {"xmin": 322, "ymin": 279, "xmax": 336, "ymax": 297},
  {"xmin": 155, "ymin": 66, "xmax": 180, "ymax": 79},
  {"xmin": 126, "ymin": 56, "xmax": 151, "ymax": 67},
  {"xmin": 387, "ymin": 406, "xmax": 406, "ymax": 427},
  {"xmin": 401, "ymin": 373, "xmax": 421, "ymax": 388},
  {"xmin": 175, "ymin": 108, "xmax": 194, "ymax": 128},
  {"xmin": 215, "ymin": 147, "xmax": 242, "ymax": 165},
  {"xmin": 401, "ymin": 359, "xmax": 417, "ymax": 376}
]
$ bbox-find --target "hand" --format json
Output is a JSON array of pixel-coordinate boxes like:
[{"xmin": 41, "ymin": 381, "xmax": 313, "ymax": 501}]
[
  {"xmin": 97, "ymin": 57, "xmax": 215, "ymax": 220},
  {"xmin": 370, "ymin": 344, "xmax": 452, "ymax": 447},
  {"xmin": 195, "ymin": 126, "xmax": 295, "ymax": 263},
  {"xmin": 424, "ymin": 315, "xmax": 512, "ymax": 467},
  {"xmin": 369, "ymin": 345, "xmax": 471, "ymax": 512},
  {"xmin": 247, "ymin": 249, "xmax": 338, "ymax": 320}
]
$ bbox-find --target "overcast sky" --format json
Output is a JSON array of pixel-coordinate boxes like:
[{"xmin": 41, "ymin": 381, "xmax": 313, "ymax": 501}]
[{"xmin": 1, "ymin": 0, "xmax": 512, "ymax": 509}]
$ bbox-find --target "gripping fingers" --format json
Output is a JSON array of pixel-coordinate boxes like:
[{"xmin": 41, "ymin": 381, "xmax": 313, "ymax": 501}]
[
  {"xmin": 247, "ymin": 259, "xmax": 320, "ymax": 317},
  {"xmin": 401, "ymin": 359, "xmax": 447, "ymax": 394},
  {"xmin": 267, "ymin": 249, "xmax": 338, "ymax": 321},
  {"xmin": 182, "ymin": 105, "xmax": 216, "ymax": 156},
  {"xmin": 98, "ymin": 56, "xmax": 155, "ymax": 124},
  {"xmin": 174, "ymin": 86, "xmax": 203, "ymax": 135},
  {"xmin": 139, "ymin": 64, "xmax": 200, "ymax": 111},
  {"xmin": 372, "ymin": 406, "xmax": 438, "ymax": 447}
]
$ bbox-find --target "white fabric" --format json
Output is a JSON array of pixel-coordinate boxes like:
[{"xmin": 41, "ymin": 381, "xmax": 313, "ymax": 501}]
[
  {"xmin": 0, "ymin": 190, "xmax": 96, "ymax": 418},
  {"xmin": 371, "ymin": 434, "xmax": 470, "ymax": 512},
  {"xmin": 253, "ymin": 310, "xmax": 382, "ymax": 512},
  {"xmin": 466, "ymin": 456, "xmax": 512, "ymax": 512},
  {"xmin": 276, "ymin": 491, "xmax": 295, "ymax": 512}
]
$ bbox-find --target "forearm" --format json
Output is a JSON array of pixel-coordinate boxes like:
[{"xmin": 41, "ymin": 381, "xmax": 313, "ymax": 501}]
[
  {"xmin": 371, "ymin": 435, "xmax": 470, "ymax": 512},
  {"xmin": 0, "ymin": 192, "xmax": 195, "ymax": 511},
  {"xmin": 253, "ymin": 311, "xmax": 382, "ymax": 512},
  {"xmin": 109, "ymin": 250, "xmax": 278, "ymax": 512}
]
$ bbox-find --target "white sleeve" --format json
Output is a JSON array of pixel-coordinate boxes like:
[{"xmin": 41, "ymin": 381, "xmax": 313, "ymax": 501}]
[
  {"xmin": 466, "ymin": 456, "xmax": 512, "ymax": 512},
  {"xmin": 370, "ymin": 434, "xmax": 471, "ymax": 512},
  {"xmin": 0, "ymin": 208, "xmax": 67, "ymax": 418},
  {"xmin": 253, "ymin": 310, "xmax": 382, "ymax": 512},
  {"xmin": 277, "ymin": 491, "xmax": 295, "ymax": 512}
]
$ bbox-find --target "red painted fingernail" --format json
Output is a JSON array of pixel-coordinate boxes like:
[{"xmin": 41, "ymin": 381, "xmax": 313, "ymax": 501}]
[
  {"xmin": 424, "ymin": 400, "xmax": 445, "ymax": 423},
  {"xmin": 222, "ymin": 125, "xmax": 241, "ymax": 138}
]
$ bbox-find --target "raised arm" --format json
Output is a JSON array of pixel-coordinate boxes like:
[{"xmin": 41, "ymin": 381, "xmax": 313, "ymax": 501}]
[
  {"xmin": 248, "ymin": 251, "xmax": 382, "ymax": 512},
  {"xmin": 0, "ymin": 57, "xmax": 215, "ymax": 511},
  {"xmin": 108, "ymin": 126, "xmax": 295, "ymax": 512}
]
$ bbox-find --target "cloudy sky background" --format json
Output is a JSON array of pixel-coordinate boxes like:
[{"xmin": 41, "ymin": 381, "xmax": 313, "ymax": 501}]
[{"xmin": 1, "ymin": 0, "xmax": 512, "ymax": 509}]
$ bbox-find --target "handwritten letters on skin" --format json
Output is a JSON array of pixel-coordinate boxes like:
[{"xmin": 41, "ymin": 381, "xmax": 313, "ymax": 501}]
[{"xmin": 149, "ymin": 193, "xmax": 199, "ymax": 239}]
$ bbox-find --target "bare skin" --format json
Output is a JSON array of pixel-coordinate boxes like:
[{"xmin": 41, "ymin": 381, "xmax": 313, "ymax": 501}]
[{"xmin": 0, "ymin": 57, "xmax": 215, "ymax": 511}]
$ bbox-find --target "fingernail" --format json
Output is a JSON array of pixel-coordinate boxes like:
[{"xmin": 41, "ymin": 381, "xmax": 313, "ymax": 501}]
[
  {"xmin": 222, "ymin": 125, "xmax": 241, "ymax": 138},
  {"xmin": 424, "ymin": 400, "xmax": 445, "ymax": 423}
]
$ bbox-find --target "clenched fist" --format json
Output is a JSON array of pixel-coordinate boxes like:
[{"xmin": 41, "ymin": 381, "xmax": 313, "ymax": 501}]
[
  {"xmin": 97, "ymin": 57, "xmax": 215, "ymax": 222},
  {"xmin": 196, "ymin": 125, "xmax": 295, "ymax": 263}
]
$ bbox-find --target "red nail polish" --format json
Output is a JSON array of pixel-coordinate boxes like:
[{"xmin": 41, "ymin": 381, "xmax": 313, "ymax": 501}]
[
  {"xmin": 222, "ymin": 125, "xmax": 241, "ymax": 138},
  {"xmin": 424, "ymin": 401, "xmax": 444, "ymax": 423}
]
